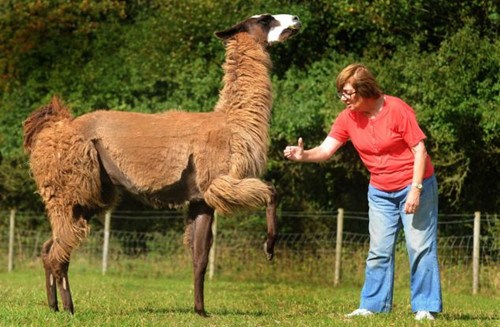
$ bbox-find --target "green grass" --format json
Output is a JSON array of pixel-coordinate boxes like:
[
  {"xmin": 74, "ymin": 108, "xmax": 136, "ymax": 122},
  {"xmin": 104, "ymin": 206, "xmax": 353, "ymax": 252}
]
[{"xmin": 0, "ymin": 262, "xmax": 498, "ymax": 327}]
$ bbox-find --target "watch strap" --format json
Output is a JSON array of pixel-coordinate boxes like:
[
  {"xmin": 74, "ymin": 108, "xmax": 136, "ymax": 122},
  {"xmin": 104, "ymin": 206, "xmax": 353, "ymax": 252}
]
[{"xmin": 412, "ymin": 182, "xmax": 423, "ymax": 190}]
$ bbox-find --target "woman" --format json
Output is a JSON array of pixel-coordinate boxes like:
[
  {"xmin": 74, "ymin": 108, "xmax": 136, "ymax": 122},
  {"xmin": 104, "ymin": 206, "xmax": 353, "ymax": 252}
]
[{"xmin": 284, "ymin": 63, "xmax": 442, "ymax": 321}]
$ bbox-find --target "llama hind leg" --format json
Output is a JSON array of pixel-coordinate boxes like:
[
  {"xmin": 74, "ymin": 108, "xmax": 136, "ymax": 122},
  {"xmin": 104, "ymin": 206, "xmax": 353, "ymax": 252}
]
[
  {"xmin": 44, "ymin": 205, "xmax": 91, "ymax": 314},
  {"xmin": 264, "ymin": 183, "xmax": 278, "ymax": 261},
  {"xmin": 43, "ymin": 239, "xmax": 75, "ymax": 314},
  {"xmin": 42, "ymin": 239, "xmax": 59, "ymax": 311},
  {"xmin": 54, "ymin": 259, "xmax": 74, "ymax": 314},
  {"xmin": 187, "ymin": 200, "xmax": 214, "ymax": 317}
]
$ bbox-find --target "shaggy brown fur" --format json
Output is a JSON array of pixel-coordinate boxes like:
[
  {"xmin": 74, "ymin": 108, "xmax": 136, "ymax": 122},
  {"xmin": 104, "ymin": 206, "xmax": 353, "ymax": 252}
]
[
  {"xmin": 205, "ymin": 31, "xmax": 274, "ymax": 214},
  {"xmin": 24, "ymin": 97, "xmax": 109, "ymax": 263},
  {"xmin": 23, "ymin": 14, "xmax": 300, "ymax": 316}
]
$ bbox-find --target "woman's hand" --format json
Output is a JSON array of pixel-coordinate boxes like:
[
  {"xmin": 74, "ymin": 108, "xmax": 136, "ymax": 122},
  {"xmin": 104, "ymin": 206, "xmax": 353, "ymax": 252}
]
[
  {"xmin": 404, "ymin": 188, "xmax": 421, "ymax": 214},
  {"xmin": 284, "ymin": 138, "xmax": 304, "ymax": 161}
]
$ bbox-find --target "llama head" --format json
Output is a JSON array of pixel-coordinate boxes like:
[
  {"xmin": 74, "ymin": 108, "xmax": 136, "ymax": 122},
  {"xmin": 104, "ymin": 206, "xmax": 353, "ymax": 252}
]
[{"xmin": 215, "ymin": 14, "xmax": 301, "ymax": 45}]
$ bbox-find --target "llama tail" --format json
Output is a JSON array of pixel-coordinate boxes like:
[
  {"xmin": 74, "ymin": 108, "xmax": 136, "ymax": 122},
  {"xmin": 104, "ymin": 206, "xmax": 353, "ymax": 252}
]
[
  {"xmin": 23, "ymin": 96, "xmax": 72, "ymax": 154},
  {"xmin": 203, "ymin": 175, "xmax": 273, "ymax": 216}
]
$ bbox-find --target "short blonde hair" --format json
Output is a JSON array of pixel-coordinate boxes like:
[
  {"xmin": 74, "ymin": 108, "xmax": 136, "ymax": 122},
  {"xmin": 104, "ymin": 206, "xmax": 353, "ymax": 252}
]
[{"xmin": 336, "ymin": 63, "xmax": 382, "ymax": 98}]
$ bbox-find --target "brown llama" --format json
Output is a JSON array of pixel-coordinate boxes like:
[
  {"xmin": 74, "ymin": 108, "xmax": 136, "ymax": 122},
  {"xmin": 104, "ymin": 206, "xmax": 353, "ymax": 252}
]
[{"xmin": 23, "ymin": 14, "xmax": 301, "ymax": 317}]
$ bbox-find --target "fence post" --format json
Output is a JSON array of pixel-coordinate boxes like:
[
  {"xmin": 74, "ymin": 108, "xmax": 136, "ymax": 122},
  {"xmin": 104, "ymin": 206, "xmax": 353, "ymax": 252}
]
[
  {"xmin": 472, "ymin": 211, "xmax": 481, "ymax": 295},
  {"xmin": 102, "ymin": 210, "xmax": 112, "ymax": 275},
  {"xmin": 334, "ymin": 208, "xmax": 344, "ymax": 286},
  {"xmin": 8, "ymin": 209, "xmax": 16, "ymax": 272},
  {"xmin": 208, "ymin": 211, "xmax": 218, "ymax": 280}
]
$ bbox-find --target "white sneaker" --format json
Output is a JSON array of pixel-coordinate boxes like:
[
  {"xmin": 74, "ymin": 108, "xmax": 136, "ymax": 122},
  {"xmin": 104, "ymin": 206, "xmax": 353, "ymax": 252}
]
[
  {"xmin": 345, "ymin": 308, "xmax": 374, "ymax": 317},
  {"xmin": 415, "ymin": 311, "xmax": 436, "ymax": 321}
]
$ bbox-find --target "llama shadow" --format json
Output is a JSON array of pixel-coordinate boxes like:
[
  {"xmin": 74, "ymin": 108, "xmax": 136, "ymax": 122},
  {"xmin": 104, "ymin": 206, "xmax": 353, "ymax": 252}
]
[
  {"xmin": 137, "ymin": 306, "xmax": 269, "ymax": 317},
  {"xmin": 209, "ymin": 308, "xmax": 268, "ymax": 317},
  {"xmin": 137, "ymin": 306, "xmax": 193, "ymax": 315}
]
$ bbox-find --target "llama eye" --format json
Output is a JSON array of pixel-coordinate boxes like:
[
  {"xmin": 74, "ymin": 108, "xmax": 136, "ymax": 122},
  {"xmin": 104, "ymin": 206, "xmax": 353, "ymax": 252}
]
[{"xmin": 258, "ymin": 15, "xmax": 273, "ymax": 25}]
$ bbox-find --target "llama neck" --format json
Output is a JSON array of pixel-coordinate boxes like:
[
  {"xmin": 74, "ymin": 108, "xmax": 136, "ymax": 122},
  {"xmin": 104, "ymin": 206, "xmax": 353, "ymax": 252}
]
[
  {"xmin": 215, "ymin": 33, "xmax": 273, "ymax": 178},
  {"xmin": 215, "ymin": 33, "xmax": 273, "ymax": 115}
]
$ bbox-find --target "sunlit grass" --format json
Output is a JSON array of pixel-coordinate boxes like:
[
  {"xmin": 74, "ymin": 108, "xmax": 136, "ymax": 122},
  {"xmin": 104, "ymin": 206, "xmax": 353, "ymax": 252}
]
[{"xmin": 0, "ymin": 258, "xmax": 498, "ymax": 327}]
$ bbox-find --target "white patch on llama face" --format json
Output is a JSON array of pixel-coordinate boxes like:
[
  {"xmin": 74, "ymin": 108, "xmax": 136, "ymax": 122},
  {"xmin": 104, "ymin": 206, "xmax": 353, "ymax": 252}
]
[{"xmin": 267, "ymin": 14, "xmax": 300, "ymax": 43}]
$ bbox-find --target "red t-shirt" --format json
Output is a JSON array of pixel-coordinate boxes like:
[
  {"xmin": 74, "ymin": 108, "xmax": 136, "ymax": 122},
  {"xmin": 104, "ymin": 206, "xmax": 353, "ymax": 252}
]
[{"xmin": 328, "ymin": 95, "xmax": 434, "ymax": 191}]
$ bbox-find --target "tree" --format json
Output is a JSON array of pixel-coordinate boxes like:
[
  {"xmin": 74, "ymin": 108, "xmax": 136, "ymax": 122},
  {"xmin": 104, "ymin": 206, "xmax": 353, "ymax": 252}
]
[{"xmin": 0, "ymin": 0, "xmax": 498, "ymax": 227}]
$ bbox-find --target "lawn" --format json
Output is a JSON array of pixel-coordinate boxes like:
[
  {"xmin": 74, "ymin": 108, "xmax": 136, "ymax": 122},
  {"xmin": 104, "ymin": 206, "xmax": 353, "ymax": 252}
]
[{"xmin": 0, "ymin": 262, "xmax": 498, "ymax": 327}]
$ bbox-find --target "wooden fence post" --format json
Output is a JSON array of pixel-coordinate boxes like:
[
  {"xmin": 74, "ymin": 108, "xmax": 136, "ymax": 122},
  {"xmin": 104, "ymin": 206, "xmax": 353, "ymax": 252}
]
[
  {"xmin": 102, "ymin": 211, "xmax": 112, "ymax": 275},
  {"xmin": 334, "ymin": 208, "xmax": 344, "ymax": 286},
  {"xmin": 8, "ymin": 209, "xmax": 16, "ymax": 272},
  {"xmin": 472, "ymin": 211, "xmax": 481, "ymax": 295},
  {"xmin": 208, "ymin": 211, "xmax": 218, "ymax": 280}
]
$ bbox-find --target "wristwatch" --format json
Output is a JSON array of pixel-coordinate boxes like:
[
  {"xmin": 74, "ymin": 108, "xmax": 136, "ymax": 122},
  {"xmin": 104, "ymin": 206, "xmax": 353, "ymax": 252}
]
[{"xmin": 412, "ymin": 182, "xmax": 423, "ymax": 190}]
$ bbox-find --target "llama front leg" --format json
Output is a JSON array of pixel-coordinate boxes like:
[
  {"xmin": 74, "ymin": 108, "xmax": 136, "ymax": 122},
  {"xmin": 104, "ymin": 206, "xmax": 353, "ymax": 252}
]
[
  {"xmin": 42, "ymin": 239, "xmax": 59, "ymax": 312},
  {"xmin": 188, "ymin": 201, "xmax": 214, "ymax": 317},
  {"xmin": 264, "ymin": 183, "xmax": 278, "ymax": 261}
]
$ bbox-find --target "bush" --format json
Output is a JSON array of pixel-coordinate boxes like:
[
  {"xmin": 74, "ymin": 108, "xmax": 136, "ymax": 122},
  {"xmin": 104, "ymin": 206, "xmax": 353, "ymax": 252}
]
[{"xmin": 1, "ymin": 1, "xmax": 498, "ymax": 229}]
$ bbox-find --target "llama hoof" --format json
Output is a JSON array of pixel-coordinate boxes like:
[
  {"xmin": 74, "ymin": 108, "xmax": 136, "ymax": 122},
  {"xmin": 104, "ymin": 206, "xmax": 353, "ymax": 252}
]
[
  {"xmin": 49, "ymin": 305, "xmax": 59, "ymax": 312},
  {"xmin": 195, "ymin": 309, "xmax": 209, "ymax": 317},
  {"xmin": 264, "ymin": 241, "xmax": 274, "ymax": 261}
]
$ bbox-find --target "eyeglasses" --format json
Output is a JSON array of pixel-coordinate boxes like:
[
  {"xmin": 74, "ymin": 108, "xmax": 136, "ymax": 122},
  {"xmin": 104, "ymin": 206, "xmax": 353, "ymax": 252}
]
[{"xmin": 337, "ymin": 90, "xmax": 357, "ymax": 99}]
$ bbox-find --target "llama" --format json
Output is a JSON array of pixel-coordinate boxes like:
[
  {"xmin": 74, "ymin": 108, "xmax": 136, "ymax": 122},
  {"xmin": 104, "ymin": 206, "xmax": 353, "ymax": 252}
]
[{"xmin": 23, "ymin": 14, "xmax": 301, "ymax": 316}]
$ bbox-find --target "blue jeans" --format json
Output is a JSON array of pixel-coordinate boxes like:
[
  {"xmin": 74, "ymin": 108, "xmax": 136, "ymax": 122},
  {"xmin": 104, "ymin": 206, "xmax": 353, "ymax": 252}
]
[{"xmin": 359, "ymin": 175, "xmax": 442, "ymax": 313}]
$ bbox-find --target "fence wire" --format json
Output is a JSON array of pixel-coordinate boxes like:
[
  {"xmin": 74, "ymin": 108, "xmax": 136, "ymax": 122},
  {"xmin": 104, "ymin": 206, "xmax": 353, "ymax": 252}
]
[{"xmin": 0, "ymin": 210, "xmax": 498, "ymax": 270}]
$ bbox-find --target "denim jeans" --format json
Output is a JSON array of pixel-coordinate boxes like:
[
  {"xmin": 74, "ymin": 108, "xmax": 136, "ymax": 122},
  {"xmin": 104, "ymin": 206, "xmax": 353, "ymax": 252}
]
[{"xmin": 359, "ymin": 175, "xmax": 442, "ymax": 313}]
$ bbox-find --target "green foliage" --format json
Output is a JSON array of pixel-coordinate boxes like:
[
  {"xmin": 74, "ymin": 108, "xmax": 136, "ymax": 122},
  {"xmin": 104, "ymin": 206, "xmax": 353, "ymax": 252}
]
[
  {"xmin": 0, "ymin": 1, "xmax": 498, "ymax": 220},
  {"xmin": 0, "ymin": 155, "xmax": 39, "ymax": 210}
]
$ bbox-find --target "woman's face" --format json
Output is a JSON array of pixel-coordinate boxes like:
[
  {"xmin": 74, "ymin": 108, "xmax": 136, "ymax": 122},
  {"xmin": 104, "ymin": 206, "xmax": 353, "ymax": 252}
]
[{"xmin": 338, "ymin": 83, "xmax": 363, "ymax": 111}]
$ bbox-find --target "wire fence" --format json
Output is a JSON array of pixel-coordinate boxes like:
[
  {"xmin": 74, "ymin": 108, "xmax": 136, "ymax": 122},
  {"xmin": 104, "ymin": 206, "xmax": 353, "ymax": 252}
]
[{"xmin": 1, "ymin": 209, "xmax": 498, "ymax": 291}]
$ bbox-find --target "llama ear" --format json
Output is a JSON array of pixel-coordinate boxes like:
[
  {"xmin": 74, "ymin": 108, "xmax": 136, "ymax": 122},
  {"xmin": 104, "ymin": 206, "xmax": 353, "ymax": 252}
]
[{"xmin": 215, "ymin": 22, "xmax": 245, "ymax": 40}]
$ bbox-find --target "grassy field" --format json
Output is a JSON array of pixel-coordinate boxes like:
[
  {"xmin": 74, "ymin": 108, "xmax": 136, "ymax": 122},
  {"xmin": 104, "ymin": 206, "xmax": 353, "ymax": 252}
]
[{"xmin": 0, "ymin": 261, "xmax": 498, "ymax": 327}]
